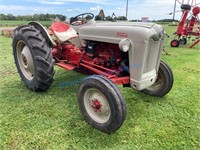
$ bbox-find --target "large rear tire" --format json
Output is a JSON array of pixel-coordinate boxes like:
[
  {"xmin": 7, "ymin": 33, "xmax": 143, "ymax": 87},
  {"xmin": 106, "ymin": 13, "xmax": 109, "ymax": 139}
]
[
  {"xmin": 142, "ymin": 61, "xmax": 174, "ymax": 97},
  {"xmin": 12, "ymin": 26, "xmax": 55, "ymax": 91},
  {"xmin": 77, "ymin": 75, "xmax": 126, "ymax": 134}
]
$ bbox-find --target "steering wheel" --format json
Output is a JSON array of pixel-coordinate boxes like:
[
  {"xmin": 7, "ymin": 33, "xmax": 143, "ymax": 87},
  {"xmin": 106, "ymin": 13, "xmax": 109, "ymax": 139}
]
[{"xmin": 70, "ymin": 13, "xmax": 94, "ymax": 26}]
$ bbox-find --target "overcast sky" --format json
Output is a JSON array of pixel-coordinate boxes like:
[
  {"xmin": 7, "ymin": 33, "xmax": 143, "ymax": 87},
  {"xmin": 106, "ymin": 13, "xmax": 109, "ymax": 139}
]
[{"xmin": 0, "ymin": 0, "xmax": 199, "ymax": 20}]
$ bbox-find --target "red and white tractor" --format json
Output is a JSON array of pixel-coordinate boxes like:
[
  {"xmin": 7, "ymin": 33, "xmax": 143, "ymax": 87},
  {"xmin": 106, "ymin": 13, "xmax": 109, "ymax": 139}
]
[{"xmin": 12, "ymin": 13, "xmax": 174, "ymax": 133}]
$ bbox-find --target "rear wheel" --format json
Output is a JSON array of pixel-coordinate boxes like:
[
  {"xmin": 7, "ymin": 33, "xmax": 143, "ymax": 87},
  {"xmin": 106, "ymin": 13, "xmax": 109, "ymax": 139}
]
[
  {"xmin": 142, "ymin": 61, "xmax": 174, "ymax": 97},
  {"xmin": 179, "ymin": 37, "xmax": 187, "ymax": 45},
  {"xmin": 12, "ymin": 26, "xmax": 55, "ymax": 91},
  {"xmin": 77, "ymin": 75, "xmax": 126, "ymax": 134}
]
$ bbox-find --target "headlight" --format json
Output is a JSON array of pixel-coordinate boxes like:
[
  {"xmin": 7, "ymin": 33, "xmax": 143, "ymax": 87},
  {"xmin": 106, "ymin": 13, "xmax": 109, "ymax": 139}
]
[
  {"xmin": 119, "ymin": 39, "xmax": 131, "ymax": 52},
  {"xmin": 151, "ymin": 28, "xmax": 165, "ymax": 41},
  {"xmin": 159, "ymin": 28, "xmax": 165, "ymax": 39}
]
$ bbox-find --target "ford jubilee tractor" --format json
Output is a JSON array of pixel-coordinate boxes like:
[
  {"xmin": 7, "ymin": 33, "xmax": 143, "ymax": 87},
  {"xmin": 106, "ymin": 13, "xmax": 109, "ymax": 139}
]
[{"xmin": 12, "ymin": 13, "xmax": 174, "ymax": 133}]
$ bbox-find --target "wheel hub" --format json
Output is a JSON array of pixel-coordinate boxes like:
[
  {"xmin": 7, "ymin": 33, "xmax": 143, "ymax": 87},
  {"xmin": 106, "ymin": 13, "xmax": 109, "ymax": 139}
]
[
  {"xmin": 16, "ymin": 41, "xmax": 35, "ymax": 80},
  {"xmin": 152, "ymin": 74, "xmax": 162, "ymax": 88},
  {"xmin": 172, "ymin": 41, "xmax": 177, "ymax": 46},
  {"xmin": 21, "ymin": 53, "xmax": 28, "ymax": 68},
  {"xmin": 84, "ymin": 88, "xmax": 111, "ymax": 123},
  {"xmin": 91, "ymin": 99, "xmax": 102, "ymax": 112}
]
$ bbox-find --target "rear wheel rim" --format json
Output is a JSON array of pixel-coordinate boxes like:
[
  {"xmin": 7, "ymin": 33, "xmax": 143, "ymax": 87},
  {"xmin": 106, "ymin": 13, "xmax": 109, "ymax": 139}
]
[
  {"xmin": 84, "ymin": 88, "xmax": 111, "ymax": 124},
  {"xmin": 16, "ymin": 40, "xmax": 35, "ymax": 80}
]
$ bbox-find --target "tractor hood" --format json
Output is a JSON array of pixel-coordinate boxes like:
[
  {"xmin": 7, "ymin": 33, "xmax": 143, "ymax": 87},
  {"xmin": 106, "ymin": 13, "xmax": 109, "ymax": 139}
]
[
  {"xmin": 73, "ymin": 20, "xmax": 164, "ymax": 44},
  {"xmin": 72, "ymin": 20, "xmax": 165, "ymax": 90}
]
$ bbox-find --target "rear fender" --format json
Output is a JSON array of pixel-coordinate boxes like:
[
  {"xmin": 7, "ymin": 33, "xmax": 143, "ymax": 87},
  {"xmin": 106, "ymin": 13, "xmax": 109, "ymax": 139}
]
[{"xmin": 28, "ymin": 21, "xmax": 56, "ymax": 46}]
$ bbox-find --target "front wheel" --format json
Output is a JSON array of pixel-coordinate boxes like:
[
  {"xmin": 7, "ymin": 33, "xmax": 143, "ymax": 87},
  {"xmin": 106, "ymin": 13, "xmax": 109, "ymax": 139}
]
[
  {"xmin": 142, "ymin": 61, "xmax": 174, "ymax": 97},
  {"xmin": 170, "ymin": 39, "xmax": 179, "ymax": 47},
  {"xmin": 77, "ymin": 75, "xmax": 126, "ymax": 134}
]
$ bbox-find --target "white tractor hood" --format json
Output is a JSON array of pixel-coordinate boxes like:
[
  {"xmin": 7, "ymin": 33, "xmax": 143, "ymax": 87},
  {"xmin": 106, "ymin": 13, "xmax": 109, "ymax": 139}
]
[{"xmin": 74, "ymin": 20, "xmax": 163, "ymax": 44}]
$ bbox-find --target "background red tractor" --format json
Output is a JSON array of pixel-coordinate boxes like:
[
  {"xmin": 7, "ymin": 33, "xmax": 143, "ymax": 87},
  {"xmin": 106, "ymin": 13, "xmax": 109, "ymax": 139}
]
[
  {"xmin": 12, "ymin": 13, "xmax": 174, "ymax": 133},
  {"xmin": 170, "ymin": 0, "xmax": 200, "ymax": 47}
]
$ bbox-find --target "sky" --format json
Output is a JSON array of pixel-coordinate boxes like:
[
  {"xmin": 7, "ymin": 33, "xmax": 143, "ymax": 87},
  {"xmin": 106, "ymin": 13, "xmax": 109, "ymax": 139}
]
[{"xmin": 0, "ymin": 0, "xmax": 199, "ymax": 20}]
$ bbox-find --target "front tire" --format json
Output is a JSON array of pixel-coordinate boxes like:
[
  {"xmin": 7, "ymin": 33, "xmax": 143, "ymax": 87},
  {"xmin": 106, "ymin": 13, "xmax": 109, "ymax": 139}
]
[
  {"xmin": 12, "ymin": 26, "xmax": 55, "ymax": 91},
  {"xmin": 170, "ymin": 39, "xmax": 179, "ymax": 47},
  {"xmin": 77, "ymin": 75, "xmax": 126, "ymax": 134},
  {"xmin": 142, "ymin": 61, "xmax": 174, "ymax": 97}
]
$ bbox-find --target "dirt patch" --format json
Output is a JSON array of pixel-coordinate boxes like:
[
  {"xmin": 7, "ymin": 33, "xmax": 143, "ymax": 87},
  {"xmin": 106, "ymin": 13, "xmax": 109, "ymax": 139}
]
[
  {"xmin": 0, "ymin": 68, "xmax": 17, "ymax": 78},
  {"xmin": 0, "ymin": 27, "xmax": 15, "ymax": 38}
]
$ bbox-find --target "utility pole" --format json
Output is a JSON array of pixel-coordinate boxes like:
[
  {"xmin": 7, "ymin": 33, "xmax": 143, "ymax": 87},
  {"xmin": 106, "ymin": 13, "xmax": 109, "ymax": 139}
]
[
  {"xmin": 173, "ymin": 0, "xmax": 177, "ymax": 21},
  {"xmin": 126, "ymin": 0, "xmax": 128, "ymax": 20}
]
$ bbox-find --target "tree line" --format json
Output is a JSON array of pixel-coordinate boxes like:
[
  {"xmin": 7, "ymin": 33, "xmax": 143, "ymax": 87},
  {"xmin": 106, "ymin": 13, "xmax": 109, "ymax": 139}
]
[
  {"xmin": 0, "ymin": 13, "xmax": 127, "ymax": 21},
  {"xmin": 95, "ymin": 15, "xmax": 127, "ymax": 21},
  {"xmin": 1, "ymin": 13, "xmax": 189, "ymax": 22},
  {"xmin": 0, "ymin": 13, "xmax": 66, "ymax": 21}
]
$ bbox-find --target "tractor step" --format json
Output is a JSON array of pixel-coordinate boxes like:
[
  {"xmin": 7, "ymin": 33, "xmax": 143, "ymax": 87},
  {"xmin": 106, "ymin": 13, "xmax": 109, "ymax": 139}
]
[{"xmin": 55, "ymin": 62, "xmax": 76, "ymax": 70}]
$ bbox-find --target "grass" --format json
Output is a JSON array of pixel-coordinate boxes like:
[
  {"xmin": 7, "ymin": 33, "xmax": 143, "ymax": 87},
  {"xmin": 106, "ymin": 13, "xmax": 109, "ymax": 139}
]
[
  {"xmin": 0, "ymin": 20, "xmax": 52, "ymax": 27},
  {"xmin": 0, "ymin": 24, "xmax": 200, "ymax": 149}
]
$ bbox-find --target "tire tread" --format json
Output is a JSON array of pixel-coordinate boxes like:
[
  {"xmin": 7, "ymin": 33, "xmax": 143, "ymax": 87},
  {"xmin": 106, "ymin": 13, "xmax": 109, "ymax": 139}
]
[{"xmin": 12, "ymin": 25, "xmax": 54, "ymax": 91}]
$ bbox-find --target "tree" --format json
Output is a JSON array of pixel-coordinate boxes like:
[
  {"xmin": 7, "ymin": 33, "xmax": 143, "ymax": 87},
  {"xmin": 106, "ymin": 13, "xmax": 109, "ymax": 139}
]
[
  {"xmin": 116, "ymin": 16, "xmax": 127, "ymax": 21},
  {"xmin": 6, "ymin": 14, "xmax": 15, "ymax": 20},
  {"xmin": 105, "ymin": 16, "xmax": 113, "ymax": 21},
  {"xmin": 95, "ymin": 15, "xmax": 101, "ymax": 21},
  {"xmin": 0, "ymin": 14, "xmax": 6, "ymax": 20},
  {"xmin": 85, "ymin": 15, "xmax": 93, "ymax": 20},
  {"xmin": 0, "ymin": 13, "xmax": 66, "ymax": 21}
]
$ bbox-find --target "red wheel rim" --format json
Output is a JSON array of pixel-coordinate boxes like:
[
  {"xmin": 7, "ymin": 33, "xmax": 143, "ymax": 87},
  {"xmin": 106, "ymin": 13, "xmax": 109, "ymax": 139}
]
[{"xmin": 172, "ymin": 40, "xmax": 178, "ymax": 47}]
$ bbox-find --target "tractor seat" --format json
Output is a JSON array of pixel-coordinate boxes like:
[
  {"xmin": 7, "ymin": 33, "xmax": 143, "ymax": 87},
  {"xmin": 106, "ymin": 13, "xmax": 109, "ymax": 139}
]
[{"xmin": 50, "ymin": 22, "xmax": 78, "ymax": 42}]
